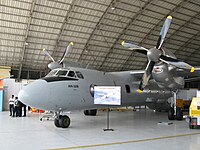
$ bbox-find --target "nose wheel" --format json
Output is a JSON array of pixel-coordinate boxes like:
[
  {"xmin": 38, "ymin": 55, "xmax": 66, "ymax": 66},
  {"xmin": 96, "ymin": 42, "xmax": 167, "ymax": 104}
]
[{"xmin": 54, "ymin": 115, "xmax": 70, "ymax": 128}]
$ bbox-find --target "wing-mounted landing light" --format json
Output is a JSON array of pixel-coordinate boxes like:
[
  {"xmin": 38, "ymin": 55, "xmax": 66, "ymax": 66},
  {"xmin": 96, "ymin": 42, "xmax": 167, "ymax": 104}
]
[
  {"xmin": 43, "ymin": 42, "xmax": 74, "ymax": 70},
  {"xmin": 121, "ymin": 16, "xmax": 194, "ymax": 91}
]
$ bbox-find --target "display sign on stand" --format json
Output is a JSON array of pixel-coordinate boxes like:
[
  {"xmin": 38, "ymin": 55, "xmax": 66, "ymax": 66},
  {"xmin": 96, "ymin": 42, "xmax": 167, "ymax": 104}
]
[{"xmin": 94, "ymin": 86, "xmax": 121, "ymax": 131}]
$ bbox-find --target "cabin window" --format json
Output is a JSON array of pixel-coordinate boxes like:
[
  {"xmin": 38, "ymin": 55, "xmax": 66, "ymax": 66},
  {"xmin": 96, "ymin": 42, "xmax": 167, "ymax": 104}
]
[
  {"xmin": 68, "ymin": 71, "xmax": 76, "ymax": 78},
  {"xmin": 125, "ymin": 84, "xmax": 130, "ymax": 93},
  {"xmin": 76, "ymin": 71, "xmax": 84, "ymax": 79},
  {"xmin": 56, "ymin": 70, "xmax": 68, "ymax": 76}
]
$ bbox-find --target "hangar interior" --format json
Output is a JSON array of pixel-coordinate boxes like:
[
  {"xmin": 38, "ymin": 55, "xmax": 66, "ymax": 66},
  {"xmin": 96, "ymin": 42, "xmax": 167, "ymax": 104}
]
[
  {"xmin": 0, "ymin": 0, "xmax": 200, "ymax": 78},
  {"xmin": 1, "ymin": 0, "xmax": 200, "ymax": 149}
]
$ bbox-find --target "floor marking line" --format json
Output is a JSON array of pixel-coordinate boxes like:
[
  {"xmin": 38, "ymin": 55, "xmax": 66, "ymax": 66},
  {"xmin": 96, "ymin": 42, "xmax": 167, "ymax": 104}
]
[{"xmin": 50, "ymin": 132, "xmax": 200, "ymax": 150}]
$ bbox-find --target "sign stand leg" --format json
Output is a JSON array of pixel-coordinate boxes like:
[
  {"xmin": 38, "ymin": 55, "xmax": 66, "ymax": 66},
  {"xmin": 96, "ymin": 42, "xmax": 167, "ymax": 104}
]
[{"xmin": 103, "ymin": 105, "xmax": 114, "ymax": 131}]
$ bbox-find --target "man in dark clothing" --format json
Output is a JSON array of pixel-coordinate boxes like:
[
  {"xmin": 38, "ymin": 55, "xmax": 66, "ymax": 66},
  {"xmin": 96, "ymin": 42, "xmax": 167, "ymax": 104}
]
[
  {"xmin": 18, "ymin": 100, "xmax": 23, "ymax": 117},
  {"xmin": 21, "ymin": 102, "xmax": 26, "ymax": 117},
  {"xmin": 13, "ymin": 97, "xmax": 20, "ymax": 117}
]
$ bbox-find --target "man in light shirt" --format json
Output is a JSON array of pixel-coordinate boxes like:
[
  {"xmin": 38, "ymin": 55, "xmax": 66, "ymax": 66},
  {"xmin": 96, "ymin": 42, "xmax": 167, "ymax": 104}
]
[{"xmin": 8, "ymin": 95, "xmax": 14, "ymax": 116}]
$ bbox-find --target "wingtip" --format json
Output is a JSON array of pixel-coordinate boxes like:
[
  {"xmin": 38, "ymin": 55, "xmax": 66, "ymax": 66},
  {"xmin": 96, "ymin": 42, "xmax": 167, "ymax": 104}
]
[
  {"xmin": 121, "ymin": 41, "xmax": 125, "ymax": 46},
  {"xmin": 167, "ymin": 15, "xmax": 172, "ymax": 19},
  {"xmin": 190, "ymin": 67, "xmax": 195, "ymax": 73}
]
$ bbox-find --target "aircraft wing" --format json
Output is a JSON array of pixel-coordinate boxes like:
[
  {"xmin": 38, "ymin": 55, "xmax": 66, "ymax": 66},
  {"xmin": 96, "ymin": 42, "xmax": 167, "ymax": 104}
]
[
  {"xmin": 130, "ymin": 71, "xmax": 144, "ymax": 80},
  {"xmin": 177, "ymin": 67, "xmax": 200, "ymax": 82}
]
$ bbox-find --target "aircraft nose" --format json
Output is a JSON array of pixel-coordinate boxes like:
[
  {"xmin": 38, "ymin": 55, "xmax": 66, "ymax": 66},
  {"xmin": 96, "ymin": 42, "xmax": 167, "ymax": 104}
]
[{"xmin": 18, "ymin": 79, "xmax": 49, "ymax": 109}]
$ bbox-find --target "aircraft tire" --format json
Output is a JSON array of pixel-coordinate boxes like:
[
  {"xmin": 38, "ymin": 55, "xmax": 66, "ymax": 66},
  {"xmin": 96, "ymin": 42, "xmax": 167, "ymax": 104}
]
[
  {"xmin": 176, "ymin": 108, "xmax": 183, "ymax": 121},
  {"xmin": 54, "ymin": 118, "xmax": 61, "ymax": 128},
  {"xmin": 89, "ymin": 109, "xmax": 97, "ymax": 116},
  {"xmin": 84, "ymin": 110, "xmax": 89, "ymax": 115},
  {"xmin": 84, "ymin": 109, "xmax": 97, "ymax": 116},
  {"xmin": 59, "ymin": 115, "xmax": 70, "ymax": 128},
  {"xmin": 168, "ymin": 108, "xmax": 175, "ymax": 120}
]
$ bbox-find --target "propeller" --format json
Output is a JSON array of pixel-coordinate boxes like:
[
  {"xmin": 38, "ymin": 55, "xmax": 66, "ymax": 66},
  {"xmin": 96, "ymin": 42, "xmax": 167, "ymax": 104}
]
[
  {"xmin": 121, "ymin": 16, "xmax": 194, "ymax": 91},
  {"xmin": 156, "ymin": 16, "xmax": 172, "ymax": 49},
  {"xmin": 43, "ymin": 42, "xmax": 74, "ymax": 70}
]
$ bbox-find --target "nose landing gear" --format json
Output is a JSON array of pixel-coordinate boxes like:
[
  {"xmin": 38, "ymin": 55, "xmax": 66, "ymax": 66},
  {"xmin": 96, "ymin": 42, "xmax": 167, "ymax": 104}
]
[{"xmin": 54, "ymin": 112, "xmax": 70, "ymax": 128}]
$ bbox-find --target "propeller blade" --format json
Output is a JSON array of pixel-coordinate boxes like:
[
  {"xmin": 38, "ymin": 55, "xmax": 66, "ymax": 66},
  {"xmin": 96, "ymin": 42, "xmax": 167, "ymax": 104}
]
[
  {"xmin": 59, "ymin": 42, "xmax": 74, "ymax": 64},
  {"xmin": 156, "ymin": 16, "xmax": 172, "ymax": 49},
  {"xmin": 139, "ymin": 61, "xmax": 155, "ymax": 91},
  {"xmin": 43, "ymin": 48, "xmax": 55, "ymax": 62},
  {"xmin": 160, "ymin": 55, "xmax": 194, "ymax": 71},
  {"xmin": 121, "ymin": 41, "xmax": 148, "ymax": 51}
]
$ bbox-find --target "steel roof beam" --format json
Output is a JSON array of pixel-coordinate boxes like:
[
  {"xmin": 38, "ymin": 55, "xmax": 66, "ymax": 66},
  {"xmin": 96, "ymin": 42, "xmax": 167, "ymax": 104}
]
[
  {"xmin": 171, "ymin": 12, "xmax": 200, "ymax": 55},
  {"xmin": 17, "ymin": 0, "xmax": 36, "ymax": 81},
  {"xmin": 99, "ymin": 0, "xmax": 154, "ymax": 70},
  {"xmin": 177, "ymin": 31, "xmax": 200, "ymax": 62},
  {"xmin": 48, "ymin": 0, "xmax": 76, "ymax": 58},
  {"xmin": 121, "ymin": 0, "xmax": 189, "ymax": 70},
  {"xmin": 78, "ymin": 0, "xmax": 116, "ymax": 62},
  {"xmin": 42, "ymin": 0, "xmax": 77, "ymax": 73}
]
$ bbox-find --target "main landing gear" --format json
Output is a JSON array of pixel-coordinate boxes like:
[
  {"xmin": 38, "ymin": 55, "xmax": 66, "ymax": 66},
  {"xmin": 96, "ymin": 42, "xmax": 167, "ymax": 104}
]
[
  {"xmin": 84, "ymin": 109, "xmax": 97, "ymax": 116},
  {"xmin": 168, "ymin": 107, "xmax": 183, "ymax": 120},
  {"xmin": 168, "ymin": 91, "xmax": 183, "ymax": 121},
  {"xmin": 54, "ymin": 112, "xmax": 70, "ymax": 128}
]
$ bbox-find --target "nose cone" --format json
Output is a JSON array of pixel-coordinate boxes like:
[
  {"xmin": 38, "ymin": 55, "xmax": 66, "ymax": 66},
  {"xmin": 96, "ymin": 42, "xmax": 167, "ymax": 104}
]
[{"xmin": 18, "ymin": 80, "xmax": 49, "ymax": 109}]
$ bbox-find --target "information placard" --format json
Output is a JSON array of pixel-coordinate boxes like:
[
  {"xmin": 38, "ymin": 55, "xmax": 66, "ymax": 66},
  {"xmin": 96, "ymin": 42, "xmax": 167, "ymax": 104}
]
[{"xmin": 94, "ymin": 86, "xmax": 121, "ymax": 105}]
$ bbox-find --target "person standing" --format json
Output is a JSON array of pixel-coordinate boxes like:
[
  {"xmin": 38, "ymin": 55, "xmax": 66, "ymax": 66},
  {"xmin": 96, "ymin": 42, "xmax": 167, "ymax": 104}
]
[
  {"xmin": 18, "ymin": 100, "xmax": 23, "ymax": 117},
  {"xmin": 13, "ymin": 97, "xmax": 20, "ymax": 117},
  {"xmin": 9, "ymin": 95, "xmax": 15, "ymax": 116}
]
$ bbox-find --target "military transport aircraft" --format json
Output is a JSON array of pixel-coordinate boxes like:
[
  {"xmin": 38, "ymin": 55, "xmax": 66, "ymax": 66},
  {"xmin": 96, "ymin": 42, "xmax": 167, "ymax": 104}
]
[{"xmin": 18, "ymin": 16, "xmax": 196, "ymax": 128}]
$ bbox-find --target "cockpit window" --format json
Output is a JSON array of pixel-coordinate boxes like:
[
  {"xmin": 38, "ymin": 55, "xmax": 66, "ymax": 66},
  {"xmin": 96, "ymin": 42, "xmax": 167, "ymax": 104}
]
[
  {"xmin": 56, "ymin": 70, "xmax": 68, "ymax": 76},
  {"xmin": 67, "ymin": 71, "xmax": 76, "ymax": 78},
  {"xmin": 76, "ymin": 71, "xmax": 84, "ymax": 79},
  {"xmin": 46, "ymin": 70, "xmax": 58, "ymax": 77}
]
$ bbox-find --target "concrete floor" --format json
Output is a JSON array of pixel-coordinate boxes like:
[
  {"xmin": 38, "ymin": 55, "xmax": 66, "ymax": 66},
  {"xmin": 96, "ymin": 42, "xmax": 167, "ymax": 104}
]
[{"xmin": 0, "ymin": 109, "xmax": 200, "ymax": 150}]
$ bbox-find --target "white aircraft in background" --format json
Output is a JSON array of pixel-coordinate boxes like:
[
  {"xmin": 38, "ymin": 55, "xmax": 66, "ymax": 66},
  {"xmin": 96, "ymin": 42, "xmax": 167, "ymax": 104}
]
[{"xmin": 19, "ymin": 16, "xmax": 198, "ymax": 128}]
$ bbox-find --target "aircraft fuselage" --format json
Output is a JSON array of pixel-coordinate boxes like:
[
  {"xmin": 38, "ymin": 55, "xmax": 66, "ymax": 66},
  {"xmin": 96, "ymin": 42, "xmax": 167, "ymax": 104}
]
[{"xmin": 19, "ymin": 67, "xmax": 172, "ymax": 111}]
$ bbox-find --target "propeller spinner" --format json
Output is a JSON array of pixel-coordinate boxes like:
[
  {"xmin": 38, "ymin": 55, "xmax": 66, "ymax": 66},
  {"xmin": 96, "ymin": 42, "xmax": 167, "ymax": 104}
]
[
  {"xmin": 122, "ymin": 16, "xmax": 194, "ymax": 91},
  {"xmin": 43, "ymin": 42, "xmax": 74, "ymax": 70}
]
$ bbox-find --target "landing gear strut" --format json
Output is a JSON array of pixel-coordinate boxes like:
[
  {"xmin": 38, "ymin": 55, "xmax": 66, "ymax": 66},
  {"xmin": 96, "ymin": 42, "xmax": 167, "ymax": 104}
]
[
  {"xmin": 54, "ymin": 112, "xmax": 71, "ymax": 128},
  {"xmin": 168, "ymin": 90, "xmax": 183, "ymax": 121}
]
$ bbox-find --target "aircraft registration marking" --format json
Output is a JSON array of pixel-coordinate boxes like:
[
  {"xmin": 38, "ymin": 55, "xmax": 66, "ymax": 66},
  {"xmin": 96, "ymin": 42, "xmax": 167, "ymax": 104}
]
[{"xmin": 68, "ymin": 85, "xmax": 79, "ymax": 88}]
